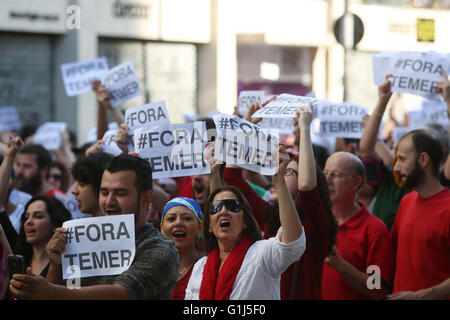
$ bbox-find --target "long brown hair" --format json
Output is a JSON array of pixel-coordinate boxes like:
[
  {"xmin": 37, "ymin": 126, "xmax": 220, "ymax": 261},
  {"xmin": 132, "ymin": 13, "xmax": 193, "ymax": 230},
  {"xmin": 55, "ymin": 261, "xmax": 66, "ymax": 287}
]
[{"xmin": 203, "ymin": 186, "xmax": 262, "ymax": 253}]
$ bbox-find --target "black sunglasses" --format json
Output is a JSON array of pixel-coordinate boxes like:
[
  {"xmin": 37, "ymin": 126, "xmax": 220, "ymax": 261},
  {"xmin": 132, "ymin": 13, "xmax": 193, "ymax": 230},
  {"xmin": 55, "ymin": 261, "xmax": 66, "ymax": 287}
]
[{"xmin": 208, "ymin": 199, "xmax": 242, "ymax": 215}]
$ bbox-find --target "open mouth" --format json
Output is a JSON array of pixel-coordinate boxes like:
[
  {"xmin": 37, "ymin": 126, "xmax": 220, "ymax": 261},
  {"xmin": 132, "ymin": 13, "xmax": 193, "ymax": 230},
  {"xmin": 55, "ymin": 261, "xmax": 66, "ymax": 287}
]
[
  {"xmin": 105, "ymin": 207, "xmax": 121, "ymax": 215},
  {"xmin": 172, "ymin": 231, "xmax": 186, "ymax": 239},
  {"xmin": 25, "ymin": 228, "xmax": 36, "ymax": 236},
  {"xmin": 219, "ymin": 219, "xmax": 231, "ymax": 228}
]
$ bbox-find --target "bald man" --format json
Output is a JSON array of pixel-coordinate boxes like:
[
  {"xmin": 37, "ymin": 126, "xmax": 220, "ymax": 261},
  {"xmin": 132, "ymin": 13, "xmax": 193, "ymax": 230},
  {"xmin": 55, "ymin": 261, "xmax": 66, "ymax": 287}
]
[{"xmin": 321, "ymin": 152, "xmax": 394, "ymax": 300}]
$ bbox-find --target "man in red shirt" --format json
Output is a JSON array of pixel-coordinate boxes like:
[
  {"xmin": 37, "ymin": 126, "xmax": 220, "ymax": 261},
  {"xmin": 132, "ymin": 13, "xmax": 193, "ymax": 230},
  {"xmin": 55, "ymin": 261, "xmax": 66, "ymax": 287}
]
[
  {"xmin": 389, "ymin": 129, "xmax": 450, "ymax": 300},
  {"xmin": 321, "ymin": 151, "xmax": 393, "ymax": 300}
]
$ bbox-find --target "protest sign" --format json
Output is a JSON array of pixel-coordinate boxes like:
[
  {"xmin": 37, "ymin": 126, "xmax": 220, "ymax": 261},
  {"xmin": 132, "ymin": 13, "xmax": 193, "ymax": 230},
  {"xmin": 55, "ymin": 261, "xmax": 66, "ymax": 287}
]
[
  {"xmin": 101, "ymin": 129, "xmax": 123, "ymax": 156},
  {"xmin": 407, "ymin": 110, "xmax": 425, "ymax": 128},
  {"xmin": 61, "ymin": 57, "xmax": 109, "ymax": 97},
  {"xmin": 55, "ymin": 192, "xmax": 90, "ymax": 220},
  {"xmin": 315, "ymin": 101, "xmax": 367, "ymax": 139},
  {"xmin": 135, "ymin": 121, "xmax": 210, "ymax": 179},
  {"xmin": 125, "ymin": 101, "xmax": 171, "ymax": 134},
  {"xmin": 0, "ymin": 106, "xmax": 21, "ymax": 132},
  {"xmin": 33, "ymin": 122, "xmax": 67, "ymax": 150},
  {"xmin": 101, "ymin": 60, "xmax": 142, "ymax": 107},
  {"xmin": 372, "ymin": 51, "xmax": 394, "ymax": 85},
  {"xmin": 392, "ymin": 126, "xmax": 413, "ymax": 145},
  {"xmin": 421, "ymin": 99, "xmax": 449, "ymax": 128},
  {"xmin": 374, "ymin": 51, "xmax": 450, "ymax": 100},
  {"xmin": 259, "ymin": 117, "xmax": 295, "ymax": 135},
  {"xmin": 86, "ymin": 122, "xmax": 119, "ymax": 144},
  {"xmin": 252, "ymin": 94, "xmax": 317, "ymax": 119},
  {"xmin": 237, "ymin": 90, "xmax": 265, "ymax": 116},
  {"xmin": 124, "ymin": 101, "xmax": 171, "ymax": 152},
  {"xmin": 213, "ymin": 114, "xmax": 279, "ymax": 176},
  {"xmin": 62, "ymin": 214, "xmax": 135, "ymax": 279}
]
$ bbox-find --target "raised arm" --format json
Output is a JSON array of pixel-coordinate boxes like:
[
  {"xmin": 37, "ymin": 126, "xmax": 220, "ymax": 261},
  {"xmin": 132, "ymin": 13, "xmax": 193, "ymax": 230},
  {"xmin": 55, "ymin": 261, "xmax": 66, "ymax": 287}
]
[
  {"xmin": 206, "ymin": 142, "xmax": 222, "ymax": 195},
  {"xmin": 273, "ymin": 144, "xmax": 303, "ymax": 244},
  {"xmin": 0, "ymin": 137, "xmax": 23, "ymax": 209},
  {"xmin": 297, "ymin": 105, "xmax": 316, "ymax": 190},
  {"xmin": 359, "ymin": 75, "xmax": 393, "ymax": 159},
  {"xmin": 437, "ymin": 68, "xmax": 450, "ymax": 180}
]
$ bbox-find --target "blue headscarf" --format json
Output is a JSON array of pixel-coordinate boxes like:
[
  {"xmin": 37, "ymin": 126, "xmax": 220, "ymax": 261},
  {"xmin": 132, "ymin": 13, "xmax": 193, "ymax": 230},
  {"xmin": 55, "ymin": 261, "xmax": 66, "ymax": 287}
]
[{"xmin": 161, "ymin": 197, "xmax": 202, "ymax": 223}]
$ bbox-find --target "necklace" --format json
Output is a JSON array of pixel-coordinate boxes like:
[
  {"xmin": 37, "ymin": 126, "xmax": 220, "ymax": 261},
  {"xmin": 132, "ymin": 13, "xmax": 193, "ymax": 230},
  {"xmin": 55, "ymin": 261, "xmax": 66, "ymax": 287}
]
[{"xmin": 178, "ymin": 251, "xmax": 200, "ymax": 279}]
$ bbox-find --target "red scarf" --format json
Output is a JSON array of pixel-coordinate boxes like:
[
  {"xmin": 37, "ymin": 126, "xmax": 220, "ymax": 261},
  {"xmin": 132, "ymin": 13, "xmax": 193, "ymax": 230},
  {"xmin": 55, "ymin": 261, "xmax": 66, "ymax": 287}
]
[{"xmin": 199, "ymin": 235, "xmax": 253, "ymax": 300}]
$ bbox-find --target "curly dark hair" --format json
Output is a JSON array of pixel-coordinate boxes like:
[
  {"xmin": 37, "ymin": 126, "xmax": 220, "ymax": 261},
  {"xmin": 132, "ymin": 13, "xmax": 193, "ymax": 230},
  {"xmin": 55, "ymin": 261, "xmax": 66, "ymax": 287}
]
[{"xmin": 202, "ymin": 186, "xmax": 261, "ymax": 253}]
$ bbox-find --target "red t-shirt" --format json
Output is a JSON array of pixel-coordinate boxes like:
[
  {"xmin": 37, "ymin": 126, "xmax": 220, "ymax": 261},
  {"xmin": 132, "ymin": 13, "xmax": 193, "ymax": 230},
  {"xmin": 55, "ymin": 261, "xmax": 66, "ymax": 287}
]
[
  {"xmin": 321, "ymin": 204, "xmax": 394, "ymax": 300},
  {"xmin": 391, "ymin": 188, "xmax": 450, "ymax": 293},
  {"xmin": 171, "ymin": 266, "xmax": 194, "ymax": 300}
]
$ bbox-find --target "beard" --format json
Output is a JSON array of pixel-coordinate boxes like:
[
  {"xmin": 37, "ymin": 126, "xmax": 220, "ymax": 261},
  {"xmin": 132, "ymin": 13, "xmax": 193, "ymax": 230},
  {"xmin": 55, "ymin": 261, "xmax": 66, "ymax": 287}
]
[
  {"xmin": 16, "ymin": 173, "xmax": 42, "ymax": 195},
  {"xmin": 403, "ymin": 162, "xmax": 424, "ymax": 190}
]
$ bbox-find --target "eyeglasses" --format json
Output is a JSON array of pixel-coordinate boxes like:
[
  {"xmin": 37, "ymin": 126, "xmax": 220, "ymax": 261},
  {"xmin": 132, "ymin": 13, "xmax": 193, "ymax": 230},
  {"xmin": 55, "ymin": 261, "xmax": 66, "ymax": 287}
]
[
  {"xmin": 323, "ymin": 170, "xmax": 355, "ymax": 179},
  {"xmin": 208, "ymin": 199, "xmax": 242, "ymax": 215},
  {"xmin": 284, "ymin": 168, "xmax": 298, "ymax": 177}
]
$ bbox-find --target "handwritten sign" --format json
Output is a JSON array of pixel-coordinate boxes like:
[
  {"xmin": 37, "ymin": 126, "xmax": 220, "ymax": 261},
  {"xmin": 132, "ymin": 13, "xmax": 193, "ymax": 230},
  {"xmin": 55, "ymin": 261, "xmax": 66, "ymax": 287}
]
[
  {"xmin": 101, "ymin": 60, "xmax": 142, "ymax": 107},
  {"xmin": 62, "ymin": 214, "xmax": 135, "ymax": 279},
  {"xmin": 135, "ymin": 122, "xmax": 210, "ymax": 179},
  {"xmin": 61, "ymin": 57, "xmax": 109, "ymax": 97}
]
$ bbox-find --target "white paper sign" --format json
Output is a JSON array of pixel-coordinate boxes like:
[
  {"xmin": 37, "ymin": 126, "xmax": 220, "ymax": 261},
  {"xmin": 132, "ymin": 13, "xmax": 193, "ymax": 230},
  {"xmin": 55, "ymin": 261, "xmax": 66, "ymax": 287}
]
[
  {"xmin": 372, "ymin": 51, "xmax": 394, "ymax": 85},
  {"xmin": 392, "ymin": 126, "xmax": 413, "ymax": 145},
  {"xmin": 125, "ymin": 101, "xmax": 171, "ymax": 134},
  {"xmin": 0, "ymin": 106, "xmax": 22, "ymax": 132},
  {"xmin": 251, "ymin": 94, "xmax": 317, "ymax": 119},
  {"xmin": 61, "ymin": 214, "xmax": 135, "ymax": 279},
  {"xmin": 421, "ymin": 100, "xmax": 449, "ymax": 128},
  {"xmin": 86, "ymin": 122, "xmax": 119, "ymax": 143},
  {"xmin": 101, "ymin": 60, "xmax": 142, "ymax": 107},
  {"xmin": 135, "ymin": 121, "xmax": 210, "ymax": 179},
  {"xmin": 213, "ymin": 114, "xmax": 279, "ymax": 176},
  {"xmin": 33, "ymin": 122, "xmax": 67, "ymax": 150},
  {"xmin": 101, "ymin": 129, "xmax": 123, "ymax": 156},
  {"xmin": 238, "ymin": 91, "xmax": 265, "ymax": 116},
  {"xmin": 125, "ymin": 101, "xmax": 172, "ymax": 152},
  {"xmin": 259, "ymin": 117, "xmax": 295, "ymax": 135},
  {"xmin": 61, "ymin": 57, "xmax": 109, "ymax": 97},
  {"xmin": 378, "ymin": 51, "xmax": 450, "ymax": 100},
  {"xmin": 315, "ymin": 101, "xmax": 368, "ymax": 139}
]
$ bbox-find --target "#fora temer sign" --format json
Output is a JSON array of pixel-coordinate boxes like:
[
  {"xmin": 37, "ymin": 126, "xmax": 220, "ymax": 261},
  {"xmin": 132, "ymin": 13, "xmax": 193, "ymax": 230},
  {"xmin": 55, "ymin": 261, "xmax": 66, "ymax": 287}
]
[{"xmin": 61, "ymin": 214, "xmax": 135, "ymax": 279}]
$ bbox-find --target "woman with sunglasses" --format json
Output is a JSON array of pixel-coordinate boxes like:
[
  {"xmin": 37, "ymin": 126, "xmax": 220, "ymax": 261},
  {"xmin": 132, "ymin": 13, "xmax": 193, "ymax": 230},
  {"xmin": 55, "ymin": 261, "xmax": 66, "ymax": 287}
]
[
  {"xmin": 160, "ymin": 197, "xmax": 204, "ymax": 300},
  {"xmin": 184, "ymin": 144, "xmax": 306, "ymax": 300},
  {"xmin": 222, "ymin": 104, "xmax": 336, "ymax": 299}
]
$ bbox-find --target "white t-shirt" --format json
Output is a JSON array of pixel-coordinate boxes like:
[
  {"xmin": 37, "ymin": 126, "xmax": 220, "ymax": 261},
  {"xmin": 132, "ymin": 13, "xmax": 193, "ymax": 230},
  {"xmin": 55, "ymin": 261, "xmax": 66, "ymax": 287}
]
[{"xmin": 185, "ymin": 227, "xmax": 306, "ymax": 300}]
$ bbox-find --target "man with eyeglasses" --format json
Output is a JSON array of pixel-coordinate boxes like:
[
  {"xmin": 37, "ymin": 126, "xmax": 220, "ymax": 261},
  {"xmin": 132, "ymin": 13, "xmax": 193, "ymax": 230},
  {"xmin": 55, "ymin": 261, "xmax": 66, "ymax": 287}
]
[{"xmin": 321, "ymin": 151, "xmax": 393, "ymax": 300}]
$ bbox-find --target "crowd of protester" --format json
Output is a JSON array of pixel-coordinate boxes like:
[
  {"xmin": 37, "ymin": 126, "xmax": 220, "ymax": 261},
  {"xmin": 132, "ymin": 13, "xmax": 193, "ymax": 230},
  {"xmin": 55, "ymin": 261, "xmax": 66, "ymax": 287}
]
[{"xmin": 0, "ymin": 68, "xmax": 449, "ymax": 301}]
